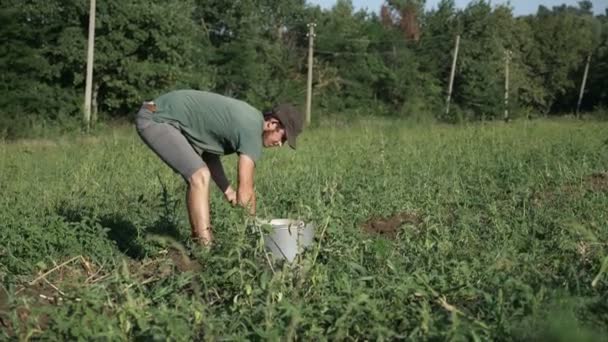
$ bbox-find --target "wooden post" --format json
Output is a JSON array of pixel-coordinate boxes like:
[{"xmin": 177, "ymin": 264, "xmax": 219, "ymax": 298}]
[
  {"xmin": 84, "ymin": 0, "xmax": 96, "ymax": 132},
  {"xmin": 504, "ymin": 50, "xmax": 511, "ymax": 122},
  {"xmin": 305, "ymin": 23, "xmax": 316, "ymax": 126},
  {"xmin": 445, "ymin": 34, "xmax": 460, "ymax": 117},
  {"xmin": 576, "ymin": 54, "xmax": 591, "ymax": 118}
]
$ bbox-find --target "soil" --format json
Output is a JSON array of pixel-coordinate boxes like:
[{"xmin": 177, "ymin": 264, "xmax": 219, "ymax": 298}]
[
  {"xmin": 532, "ymin": 171, "xmax": 608, "ymax": 207},
  {"xmin": 1, "ymin": 249, "xmax": 202, "ymax": 333},
  {"xmin": 166, "ymin": 249, "xmax": 203, "ymax": 273},
  {"xmin": 2, "ymin": 281, "xmax": 54, "ymax": 336},
  {"xmin": 362, "ymin": 211, "xmax": 422, "ymax": 239},
  {"xmin": 587, "ymin": 171, "xmax": 608, "ymax": 192},
  {"xmin": 129, "ymin": 248, "xmax": 203, "ymax": 279},
  {"xmin": 0, "ymin": 286, "xmax": 10, "ymax": 332}
]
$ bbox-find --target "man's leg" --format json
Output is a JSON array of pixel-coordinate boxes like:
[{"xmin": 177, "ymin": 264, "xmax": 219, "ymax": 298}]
[
  {"xmin": 187, "ymin": 167, "xmax": 213, "ymax": 244},
  {"xmin": 135, "ymin": 109, "xmax": 212, "ymax": 244}
]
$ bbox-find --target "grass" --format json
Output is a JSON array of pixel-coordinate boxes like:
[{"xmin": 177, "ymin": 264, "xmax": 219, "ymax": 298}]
[{"xmin": 1, "ymin": 118, "xmax": 607, "ymax": 340}]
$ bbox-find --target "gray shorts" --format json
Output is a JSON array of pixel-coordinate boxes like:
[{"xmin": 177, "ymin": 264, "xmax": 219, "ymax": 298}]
[{"xmin": 135, "ymin": 102, "xmax": 205, "ymax": 180}]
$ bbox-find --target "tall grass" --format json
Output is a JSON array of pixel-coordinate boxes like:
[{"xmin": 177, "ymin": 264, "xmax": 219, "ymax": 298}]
[{"xmin": 1, "ymin": 118, "xmax": 607, "ymax": 340}]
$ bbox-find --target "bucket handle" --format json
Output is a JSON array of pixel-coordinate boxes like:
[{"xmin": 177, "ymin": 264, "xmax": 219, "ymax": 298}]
[{"xmin": 267, "ymin": 236, "xmax": 289, "ymax": 260}]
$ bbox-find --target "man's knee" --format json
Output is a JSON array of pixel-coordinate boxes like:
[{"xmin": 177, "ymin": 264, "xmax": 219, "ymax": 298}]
[{"xmin": 188, "ymin": 166, "xmax": 211, "ymax": 188}]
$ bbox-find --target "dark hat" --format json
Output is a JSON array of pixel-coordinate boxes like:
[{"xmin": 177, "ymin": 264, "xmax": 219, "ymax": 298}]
[{"xmin": 271, "ymin": 103, "xmax": 304, "ymax": 149}]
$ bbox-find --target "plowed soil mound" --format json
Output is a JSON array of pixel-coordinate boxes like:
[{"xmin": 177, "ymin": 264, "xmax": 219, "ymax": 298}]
[
  {"xmin": 2, "ymin": 249, "xmax": 202, "ymax": 336},
  {"xmin": 533, "ymin": 171, "xmax": 608, "ymax": 207},
  {"xmin": 362, "ymin": 211, "xmax": 422, "ymax": 239},
  {"xmin": 166, "ymin": 249, "xmax": 203, "ymax": 273},
  {"xmin": 588, "ymin": 171, "xmax": 608, "ymax": 192}
]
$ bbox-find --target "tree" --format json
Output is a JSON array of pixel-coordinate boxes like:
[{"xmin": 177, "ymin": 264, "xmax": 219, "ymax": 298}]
[
  {"xmin": 452, "ymin": 0, "xmax": 504, "ymax": 120},
  {"xmin": 90, "ymin": 0, "xmax": 213, "ymax": 117},
  {"xmin": 0, "ymin": 0, "xmax": 84, "ymax": 121},
  {"xmin": 1, "ymin": 0, "xmax": 607, "ymax": 135},
  {"xmin": 195, "ymin": 0, "xmax": 308, "ymax": 109},
  {"xmin": 0, "ymin": 0, "xmax": 212, "ymax": 122},
  {"xmin": 585, "ymin": 11, "xmax": 608, "ymax": 111},
  {"xmin": 381, "ymin": 0, "xmax": 424, "ymax": 41},
  {"xmin": 526, "ymin": 1, "xmax": 599, "ymax": 113}
]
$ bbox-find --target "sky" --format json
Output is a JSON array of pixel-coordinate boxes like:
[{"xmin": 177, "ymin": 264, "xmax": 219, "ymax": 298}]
[{"xmin": 306, "ymin": 0, "xmax": 607, "ymax": 16}]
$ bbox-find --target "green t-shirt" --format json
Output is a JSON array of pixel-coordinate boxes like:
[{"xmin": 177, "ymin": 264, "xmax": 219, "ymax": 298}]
[{"xmin": 151, "ymin": 90, "xmax": 264, "ymax": 162}]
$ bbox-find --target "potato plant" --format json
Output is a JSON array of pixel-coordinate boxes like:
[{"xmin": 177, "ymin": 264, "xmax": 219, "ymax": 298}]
[{"xmin": 1, "ymin": 118, "xmax": 607, "ymax": 340}]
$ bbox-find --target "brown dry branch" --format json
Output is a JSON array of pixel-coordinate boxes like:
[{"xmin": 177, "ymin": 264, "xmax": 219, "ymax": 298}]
[
  {"xmin": 437, "ymin": 296, "xmax": 489, "ymax": 330},
  {"xmin": 27, "ymin": 256, "xmax": 82, "ymax": 286}
]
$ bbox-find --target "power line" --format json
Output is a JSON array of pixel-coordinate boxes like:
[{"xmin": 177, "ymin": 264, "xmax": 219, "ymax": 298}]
[{"xmin": 311, "ymin": 48, "xmax": 412, "ymax": 56}]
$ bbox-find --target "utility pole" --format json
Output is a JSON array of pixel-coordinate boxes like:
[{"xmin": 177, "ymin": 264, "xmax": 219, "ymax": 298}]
[
  {"xmin": 576, "ymin": 54, "xmax": 591, "ymax": 118},
  {"xmin": 84, "ymin": 0, "xmax": 96, "ymax": 132},
  {"xmin": 305, "ymin": 23, "xmax": 316, "ymax": 126},
  {"xmin": 445, "ymin": 34, "xmax": 460, "ymax": 117},
  {"xmin": 504, "ymin": 49, "xmax": 511, "ymax": 122}
]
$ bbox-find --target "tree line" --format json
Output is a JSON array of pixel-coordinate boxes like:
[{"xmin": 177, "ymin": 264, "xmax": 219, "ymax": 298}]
[{"xmin": 0, "ymin": 0, "xmax": 606, "ymax": 137}]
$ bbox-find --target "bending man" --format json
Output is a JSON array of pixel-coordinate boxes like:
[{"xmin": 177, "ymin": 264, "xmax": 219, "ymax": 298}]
[{"xmin": 135, "ymin": 90, "xmax": 303, "ymax": 245}]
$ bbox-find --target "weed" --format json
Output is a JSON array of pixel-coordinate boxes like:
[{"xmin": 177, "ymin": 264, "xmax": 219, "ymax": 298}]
[{"xmin": 1, "ymin": 118, "xmax": 607, "ymax": 339}]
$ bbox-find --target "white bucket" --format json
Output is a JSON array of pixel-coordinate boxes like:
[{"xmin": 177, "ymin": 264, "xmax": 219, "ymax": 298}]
[{"xmin": 263, "ymin": 219, "xmax": 314, "ymax": 262}]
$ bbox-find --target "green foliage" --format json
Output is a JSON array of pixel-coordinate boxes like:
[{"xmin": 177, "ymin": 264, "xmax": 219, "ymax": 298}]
[
  {"xmin": 0, "ymin": 0, "xmax": 607, "ymax": 136},
  {"xmin": 1, "ymin": 119, "xmax": 608, "ymax": 339},
  {"xmin": 0, "ymin": 0, "xmax": 212, "ymax": 123},
  {"xmin": 197, "ymin": 0, "xmax": 308, "ymax": 108},
  {"xmin": 586, "ymin": 13, "xmax": 608, "ymax": 110},
  {"xmin": 93, "ymin": 0, "xmax": 213, "ymax": 115},
  {"xmin": 453, "ymin": 1, "xmax": 505, "ymax": 120},
  {"xmin": 526, "ymin": 3, "xmax": 600, "ymax": 113},
  {"xmin": 0, "ymin": 1, "xmax": 81, "ymax": 120}
]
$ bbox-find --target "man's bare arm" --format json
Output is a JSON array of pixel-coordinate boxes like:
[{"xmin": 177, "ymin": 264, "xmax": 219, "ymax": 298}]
[
  {"xmin": 202, "ymin": 153, "xmax": 230, "ymax": 193},
  {"xmin": 237, "ymin": 154, "xmax": 256, "ymax": 215}
]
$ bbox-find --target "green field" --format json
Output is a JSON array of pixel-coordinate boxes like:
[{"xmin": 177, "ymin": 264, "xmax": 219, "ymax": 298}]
[{"xmin": 1, "ymin": 119, "xmax": 607, "ymax": 340}]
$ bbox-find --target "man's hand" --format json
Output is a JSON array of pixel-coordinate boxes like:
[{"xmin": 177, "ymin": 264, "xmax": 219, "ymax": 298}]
[{"xmin": 224, "ymin": 186, "xmax": 237, "ymax": 206}]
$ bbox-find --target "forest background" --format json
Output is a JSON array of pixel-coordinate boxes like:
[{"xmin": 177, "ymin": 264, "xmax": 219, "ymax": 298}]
[{"xmin": 1, "ymin": 0, "xmax": 607, "ymax": 139}]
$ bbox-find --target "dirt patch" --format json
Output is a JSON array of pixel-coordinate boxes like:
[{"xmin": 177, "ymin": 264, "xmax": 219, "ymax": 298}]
[
  {"xmin": 362, "ymin": 211, "xmax": 422, "ymax": 239},
  {"xmin": 128, "ymin": 248, "xmax": 203, "ymax": 279},
  {"xmin": 0, "ymin": 285, "xmax": 10, "ymax": 333},
  {"xmin": 166, "ymin": 249, "xmax": 203, "ymax": 273},
  {"xmin": 586, "ymin": 171, "xmax": 608, "ymax": 192},
  {"xmin": 532, "ymin": 171, "xmax": 608, "ymax": 207},
  {"xmin": 1, "ymin": 250, "xmax": 202, "ymax": 338},
  {"xmin": 3, "ymin": 271, "xmax": 67, "ymax": 337}
]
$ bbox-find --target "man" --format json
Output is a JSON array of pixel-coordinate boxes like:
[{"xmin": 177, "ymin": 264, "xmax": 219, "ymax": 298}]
[{"xmin": 135, "ymin": 90, "xmax": 304, "ymax": 245}]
